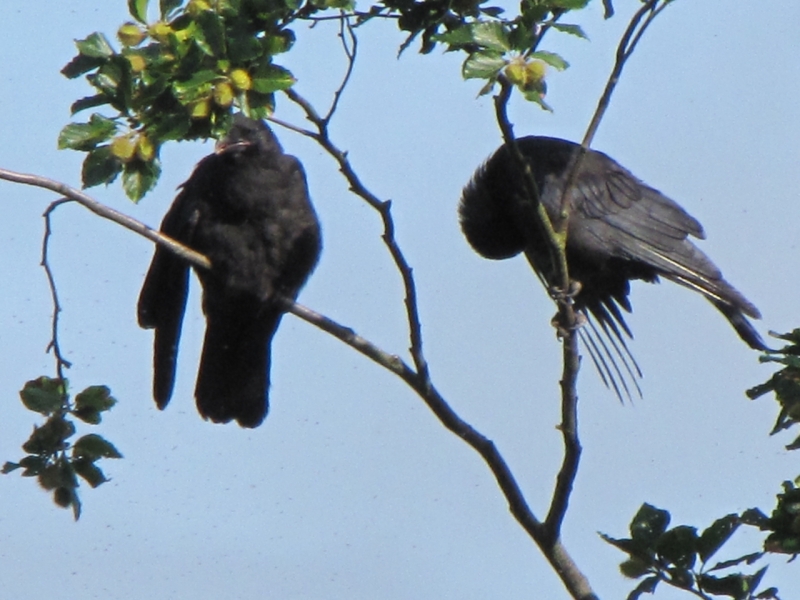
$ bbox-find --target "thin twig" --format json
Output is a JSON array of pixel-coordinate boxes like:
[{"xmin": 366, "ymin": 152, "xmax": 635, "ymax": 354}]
[
  {"xmin": 283, "ymin": 86, "xmax": 430, "ymax": 380},
  {"xmin": 41, "ymin": 198, "xmax": 74, "ymax": 378},
  {"xmin": 323, "ymin": 15, "xmax": 358, "ymax": 125}
]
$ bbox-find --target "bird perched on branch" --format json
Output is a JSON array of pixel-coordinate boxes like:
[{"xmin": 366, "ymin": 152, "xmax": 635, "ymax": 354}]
[
  {"xmin": 459, "ymin": 136, "xmax": 766, "ymax": 398},
  {"xmin": 138, "ymin": 114, "xmax": 321, "ymax": 427}
]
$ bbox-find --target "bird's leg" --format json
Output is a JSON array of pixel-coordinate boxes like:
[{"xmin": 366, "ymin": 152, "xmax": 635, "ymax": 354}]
[{"xmin": 549, "ymin": 280, "xmax": 585, "ymax": 339}]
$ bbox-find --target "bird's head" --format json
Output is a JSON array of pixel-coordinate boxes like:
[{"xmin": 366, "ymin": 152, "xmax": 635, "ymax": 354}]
[{"xmin": 215, "ymin": 113, "xmax": 281, "ymax": 157}]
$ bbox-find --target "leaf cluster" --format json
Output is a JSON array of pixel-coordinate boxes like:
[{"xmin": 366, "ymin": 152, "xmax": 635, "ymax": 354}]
[
  {"xmin": 59, "ymin": 0, "xmax": 308, "ymax": 200},
  {"xmin": 602, "ymin": 498, "xmax": 800, "ymax": 600},
  {"xmin": 2, "ymin": 377, "xmax": 122, "ymax": 520},
  {"xmin": 747, "ymin": 329, "xmax": 800, "ymax": 450},
  {"xmin": 742, "ymin": 479, "xmax": 800, "ymax": 557},
  {"xmin": 58, "ymin": 0, "xmax": 599, "ymax": 200}
]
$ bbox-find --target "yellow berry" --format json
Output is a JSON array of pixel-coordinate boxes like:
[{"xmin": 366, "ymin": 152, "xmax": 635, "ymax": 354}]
[
  {"xmin": 118, "ymin": 22, "xmax": 146, "ymax": 47},
  {"xmin": 213, "ymin": 81, "xmax": 235, "ymax": 107},
  {"xmin": 136, "ymin": 134, "xmax": 155, "ymax": 162},
  {"xmin": 110, "ymin": 135, "xmax": 137, "ymax": 162},
  {"xmin": 189, "ymin": 98, "xmax": 211, "ymax": 119},
  {"xmin": 229, "ymin": 69, "xmax": 252, "ymax": 91},
  {"xmin": 126, "ymin": 54, "xmax": 147, "ymax": 73}
]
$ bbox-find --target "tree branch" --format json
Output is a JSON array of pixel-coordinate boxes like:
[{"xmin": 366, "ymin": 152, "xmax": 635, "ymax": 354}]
[
  {"xmin": 1, "ymin": 157, "xmax": 597, "ymax": 598},
  {"xmin": 0, "ymin": 168, "xmax": 211, "ymax": 271},
  {"xmin": 545, "ymin": 0, "xmax": 674, "ymax": 535},
  {"xmin": 282, "ymin": 86, "xmax": 430, "ymax": 380},
  {"xmin": 41, "ymin": 198, "xmax": 74, "ymax": 378}
]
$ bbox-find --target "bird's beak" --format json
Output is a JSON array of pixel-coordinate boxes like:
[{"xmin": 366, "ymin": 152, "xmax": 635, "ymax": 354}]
[{"xmin": 214, "ymin": 138, "xmax": 253, "ymax": 155}]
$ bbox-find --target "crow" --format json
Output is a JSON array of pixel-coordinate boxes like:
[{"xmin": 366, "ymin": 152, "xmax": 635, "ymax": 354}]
[
  {"xmin": 138, "ymin": 114, "xmax": 321, "ymax": 427},
  {"xmin": 459, "ymin": 136, "xmax": 766, "ymax": 398}
]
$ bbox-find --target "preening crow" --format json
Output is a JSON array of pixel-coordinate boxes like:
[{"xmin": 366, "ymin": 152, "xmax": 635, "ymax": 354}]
[
  {"xmin": 138, "ymin": 114, "xmax": 321, "ymax": 427},
  {"xmin": 459, "ymin": 136, "xmax": 766, "ymax": 398}
]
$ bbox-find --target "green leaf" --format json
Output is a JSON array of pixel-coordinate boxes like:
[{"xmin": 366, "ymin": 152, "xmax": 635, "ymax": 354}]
[
  {"xmin": 619, "ymin": 557, "xmax": 651, "ymax": 579},
  {"xmin": 243, "ymin": 92, "xmax": 276, "ymax": 120},
  {"xmin": 698, "ymin": 514, "xmax": 740, "ymax": 563},
  {"xmin": 23, "ymin": 417, "xmax": 76, "ymax": 455},
  {"xmin": 149, "ymin": 111, "xmax": 192, "ymax": 141},
  {"xmin": 82, "ymin": 146, "xmax": 122, "ymax": 189},
  {"xmin": 88, "ymin": 61, "xmax": 124, "ymax": 96},
  {"xmin": 523, "ymin": 88, "xmax": 552, "ymax": 111},
  {"xmin": 70, "ymin": 95, "xmax": 110, "ymax": 115},
  {"xmin": 250, "ymin": 64, "xmax": 295, "ymax": 94},
  {"xmin": 630, "ymin": 503, "xmax": 671, "ymax": 544},
  {"xmin": 173, "ymin": 69, "xmax": 219, "ymax": 102},
  {"xmin": 73, "ymin": 458, "xmax": 108, "ymax": 488},
  {"xmin": 58, "ymin": 114, "xmax": 118, "ymax": 151},
  {"xmin": 39, "ymin": 461, "xmax": 76, "ymax": 491},
  {"xmin": 20, "ymin": 377, "xmax": 65, "ymax": 415},
  {"xmin": 75, "ymin": 386, "xmax": 117, "ymax": 413},
  {"xmin": 530, "ymin": 50, "xmax": 569, "ymax": 71},
  {"xmin": 471, "ymin": 21, "xmax": 510, "ymax": 52},
  {"xmin": 2, "ymin": 461, "xmax": 21, "ymax": 474},
  {"xmin": 431, "ymin": 27, "xmax": 475, "ymax": 47},
  {"xmin": 73, "ymin": 434, "xmax": 123, "ymax": 460},
  {"xmin": 740, "ymin": 508, "xmax": 770, "ymax": 528},
  {"xmin": 76, "ymin": 33, "xmax": 115, "ymax": 58},
  {"xmin": 627, "ymin": 575, "xmax": 659, "ymax": 600},
  {"xmin": 129, "ymin": 0, "xmax": 149, "ymax": 22},
  {"xmin": 656, "ymin": 525, "xmax": 698, "ymax": 570},
  {"xmin": 463, "ymin": 51, "xmax": 505, "ymax": 80},
  {"xmin": 160, "ymin": 0, "xmax": 183, "ymax": 18},
  {"xmin": 122, "ymin": 159, "xmax": 162, "ymax": 201},
  {"xmin": 698, "ymin": 573, "xmax": 752, "ymax": 598},
  {"xmin": 18, "ymin": 455, "xmax": 46, "ymax": 477},
  {"xmin": 196, "ymin": 11, "xmax": 226, "ymax": 57},
  {"xmin": 61, "ymin": 53, "xmax": 105, "ymax": 79},
  {"xmin": 551, "ymin": 0, "xmax": 591, "ymax": 8},
  {"xmin": 551, "ymin": 22, "xmax": 588, "ymax": 39}
]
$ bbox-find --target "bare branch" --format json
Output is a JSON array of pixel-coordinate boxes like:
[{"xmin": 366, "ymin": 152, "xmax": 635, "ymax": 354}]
[
  {"xmin": 0, "ymin": 168, "xmax": 210, "ymax": 271},
  {"xmin": 323, "ymin": 15, "xmax": 358, "ymax": 125},
  {"xmin": 41, "ymin": 199, "xmax": 74, "ymax": 378},
  {"xmin": 283, "ymin": 86, "xmax": 430, "ymax": 379}
]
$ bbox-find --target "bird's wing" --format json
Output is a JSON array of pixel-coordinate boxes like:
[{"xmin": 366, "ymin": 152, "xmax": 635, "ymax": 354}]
[
  {"xmin": 137, "ymin": 184, "xmax": 201, "ymax": 408},
  {"xmin": 567, "ymin": 160, "xmax": 760, "ymax": 318}
]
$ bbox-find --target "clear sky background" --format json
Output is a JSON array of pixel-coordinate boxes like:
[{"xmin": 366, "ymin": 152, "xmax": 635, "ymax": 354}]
[{"xmin": 0, "ymin": 1, "xmax": 798, "ymax": 599}]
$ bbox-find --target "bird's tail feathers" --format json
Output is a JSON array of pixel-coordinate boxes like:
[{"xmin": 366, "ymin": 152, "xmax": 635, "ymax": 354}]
[{"xmin": 195, "ymin": 303, "xmax": 282, "ymax": 428}]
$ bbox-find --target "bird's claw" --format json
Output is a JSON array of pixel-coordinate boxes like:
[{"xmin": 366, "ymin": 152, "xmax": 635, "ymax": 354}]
[
  {"xmin": 548, "ymin": 279, "xmax": 582, "ymax": 304},
  {"xmin": 551, "ymin": 309, "xmax": 587, "ymax": 339}
]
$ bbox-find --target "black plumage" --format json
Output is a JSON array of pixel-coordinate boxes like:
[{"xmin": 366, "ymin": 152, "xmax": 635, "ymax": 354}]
[
  {"xmin": 459, "ymin": 136, "xmax": 766, "ymax": 397},
  {"xmin": 138, "ymin": 115, "xmax": 321, "ymax": 427}
]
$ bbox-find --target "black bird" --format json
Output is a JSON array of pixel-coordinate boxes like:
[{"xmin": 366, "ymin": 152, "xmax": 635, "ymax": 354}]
[
  {"xmin": 138, "ymin": 115, "xmax": 321, "ymax": 427},
  {"xmin": 459, "ymin": 136, "xmax": 766, "ymax": 397}
]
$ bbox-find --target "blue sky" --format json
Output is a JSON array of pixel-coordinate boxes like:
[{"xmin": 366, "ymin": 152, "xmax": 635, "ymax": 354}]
[{"xmin": 1, "ymin": 1, "xmax": 798, "ymax": 599}]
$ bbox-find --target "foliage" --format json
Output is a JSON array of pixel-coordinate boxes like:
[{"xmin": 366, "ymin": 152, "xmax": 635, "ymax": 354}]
[
  {"xmin": 748, "ymin": 329, "xmax": 800, "ymax": 450},
  {"xmin": 2, "ymin": 377, "xmax": 121, "ymax": 520},
  {"xmin": 58, "ymin": 0, "xmax": 590, "ymax": 199},
  {"xmin": 603, "ymin": 487, "xmax": 800, "ymax": 600},
  {"xmin": 1, "ymin": 0, "xmax": 795, "ymax": 597}
]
